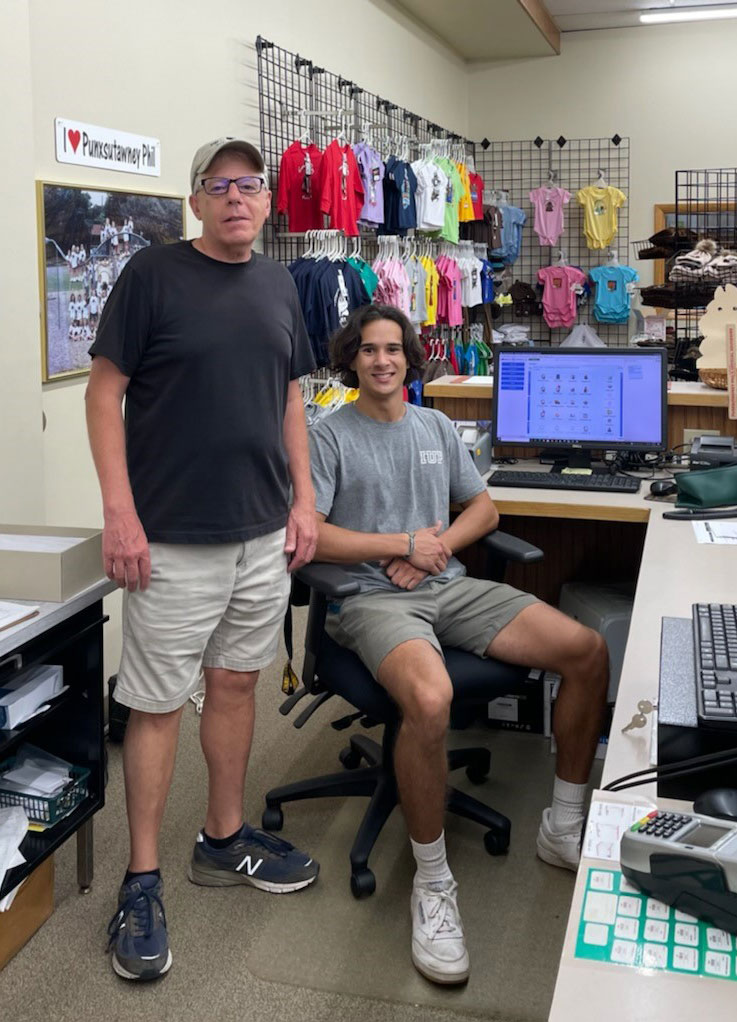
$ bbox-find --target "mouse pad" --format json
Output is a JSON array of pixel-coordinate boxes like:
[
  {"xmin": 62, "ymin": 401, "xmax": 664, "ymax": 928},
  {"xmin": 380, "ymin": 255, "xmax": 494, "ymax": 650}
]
[{"xmin": 576, "ymin": 867, "xmax": 737, "ymax": 980}]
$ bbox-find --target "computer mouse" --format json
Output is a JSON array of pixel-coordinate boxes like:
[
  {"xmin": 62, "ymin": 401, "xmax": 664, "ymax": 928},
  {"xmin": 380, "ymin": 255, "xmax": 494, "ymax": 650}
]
[
  {"xmin": 650, "ymin": 479, "xmax": 677, "ymax": 496},
  {"xmin": 693, "ymin": 788, "xmax": 737, "ymax": 821}
]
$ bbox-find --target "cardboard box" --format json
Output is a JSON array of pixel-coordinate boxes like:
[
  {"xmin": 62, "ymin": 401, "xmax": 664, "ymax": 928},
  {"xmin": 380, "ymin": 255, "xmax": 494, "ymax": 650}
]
[
  {"xmin": 0, "ymin": 855, "xmax": 54, "ymax": 970},
  {"xmin": 0, "ymin": 526, "xmax": 103, "ymax": 602}
]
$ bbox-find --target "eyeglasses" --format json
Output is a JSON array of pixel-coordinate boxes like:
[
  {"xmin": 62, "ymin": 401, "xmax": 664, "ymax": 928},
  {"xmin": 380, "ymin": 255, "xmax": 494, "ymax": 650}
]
[{"xmin": 199, "ymin": 175, "xmax": 267, "ymax": 196}]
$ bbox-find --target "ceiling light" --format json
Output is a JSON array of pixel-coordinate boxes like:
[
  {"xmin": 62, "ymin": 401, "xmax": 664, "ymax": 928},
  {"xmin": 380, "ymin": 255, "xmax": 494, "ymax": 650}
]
[{"xmin": 640, "ymin": 5, "xmax": 737, "ymax": 23}]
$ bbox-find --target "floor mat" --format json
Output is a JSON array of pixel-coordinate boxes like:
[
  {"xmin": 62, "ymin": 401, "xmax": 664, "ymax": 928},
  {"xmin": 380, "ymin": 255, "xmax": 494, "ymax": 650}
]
[{"xmin": 246, "ymin": 730, "xmax": 580, "ymax": 1021}]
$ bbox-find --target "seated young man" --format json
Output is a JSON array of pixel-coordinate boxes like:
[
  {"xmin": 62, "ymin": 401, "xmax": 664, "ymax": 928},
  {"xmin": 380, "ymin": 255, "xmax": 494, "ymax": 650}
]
[{"xmin": 308, "ymin": 304, "xmax": 608, "ymax": 986}]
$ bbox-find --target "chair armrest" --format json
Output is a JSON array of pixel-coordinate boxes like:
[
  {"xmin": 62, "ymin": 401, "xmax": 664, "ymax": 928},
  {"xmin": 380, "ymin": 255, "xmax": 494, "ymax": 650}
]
[
  {"xmin": 296, "ymin": 562, "xmax": 362, "ymax": 599},
  {"xmin": 480, "ymin": 530, "xmax": 544, "ymax": 564}
]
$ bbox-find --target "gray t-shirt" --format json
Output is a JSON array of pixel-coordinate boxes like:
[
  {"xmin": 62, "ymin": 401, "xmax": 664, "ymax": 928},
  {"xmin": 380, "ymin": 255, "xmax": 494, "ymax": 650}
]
[{"xmin": 309, "ymin": 403, "xmax": 486, "ymax": 593}]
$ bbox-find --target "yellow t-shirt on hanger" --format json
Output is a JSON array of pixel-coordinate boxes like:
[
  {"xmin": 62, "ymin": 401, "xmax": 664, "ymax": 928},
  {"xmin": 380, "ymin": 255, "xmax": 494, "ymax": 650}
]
[
  {"xmin": 457, "ymin": 163, "xmax": 475, "ymax": 222},
  {"xmin": 576, "ymin": 185, "xmax": 627, "ymax": 249},
  {"xmin": 421, "ymin": 256, "xmax": 439, "ymax": 326}
]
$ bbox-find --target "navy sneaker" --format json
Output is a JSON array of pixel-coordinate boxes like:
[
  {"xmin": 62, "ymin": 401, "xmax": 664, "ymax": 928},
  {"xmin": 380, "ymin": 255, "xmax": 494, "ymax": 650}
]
[
  {"xmin": 188, "ymin": 823, "xmax": 319, "ymax": 893},
  {"xmin": 107, "ymin": 873, "xmax": 172, "ymax": 981}
]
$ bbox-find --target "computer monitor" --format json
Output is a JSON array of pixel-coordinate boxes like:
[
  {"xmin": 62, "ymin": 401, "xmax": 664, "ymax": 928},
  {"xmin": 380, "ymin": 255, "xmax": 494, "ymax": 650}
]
[{"xmin": 491, "ymin": 346, "xmax": 668, "ymax": 470}]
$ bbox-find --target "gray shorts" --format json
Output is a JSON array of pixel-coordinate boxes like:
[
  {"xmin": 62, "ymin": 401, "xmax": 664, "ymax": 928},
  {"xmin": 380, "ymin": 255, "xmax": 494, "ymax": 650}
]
[
  {"xmin": 115, "ymin": 528, "xmax": 290, "ymax": 713},
  {"xmin": 326, "ymin": 575, "xmax": 538, "ymax": 679}
]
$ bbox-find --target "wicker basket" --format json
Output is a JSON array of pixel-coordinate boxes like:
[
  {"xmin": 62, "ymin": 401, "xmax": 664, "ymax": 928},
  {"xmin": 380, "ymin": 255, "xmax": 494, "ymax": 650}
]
[{"xmin": 699, "ymin": 368, "xmax": 729, "ymax": 390}]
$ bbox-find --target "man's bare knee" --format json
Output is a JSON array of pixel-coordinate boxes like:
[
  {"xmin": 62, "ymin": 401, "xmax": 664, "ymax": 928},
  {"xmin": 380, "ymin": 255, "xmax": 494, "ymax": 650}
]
[
  {"xmin": 559, "ymin": 627, "xmax": 608, "ymax": 690},
  {"xmin": 400, "ymin": 679, "xmax": 452, "ymax": 740}
]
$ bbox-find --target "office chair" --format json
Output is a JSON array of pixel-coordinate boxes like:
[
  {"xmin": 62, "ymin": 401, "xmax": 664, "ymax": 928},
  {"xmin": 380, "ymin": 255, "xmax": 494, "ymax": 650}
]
[{"xmin": 262, "ymin": 530, "xmax": 544, "ymax": 898}]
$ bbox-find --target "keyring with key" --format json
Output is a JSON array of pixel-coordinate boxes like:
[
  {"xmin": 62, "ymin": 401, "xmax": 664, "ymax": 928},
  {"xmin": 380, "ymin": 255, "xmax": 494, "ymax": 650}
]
[{"xmin": 621, "ymin": 699, "xmax": 657, "ymax": 734}]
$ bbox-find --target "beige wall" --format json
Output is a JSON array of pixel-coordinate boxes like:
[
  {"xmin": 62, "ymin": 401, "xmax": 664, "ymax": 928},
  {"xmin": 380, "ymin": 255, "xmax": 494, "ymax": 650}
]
[
  {"xmin": 2, "ymin": 0, "xmax": 468, "ymax": 676},
  {"xmin": 468, "ymin": 21, "xmax": 737, "ymax": 285}
]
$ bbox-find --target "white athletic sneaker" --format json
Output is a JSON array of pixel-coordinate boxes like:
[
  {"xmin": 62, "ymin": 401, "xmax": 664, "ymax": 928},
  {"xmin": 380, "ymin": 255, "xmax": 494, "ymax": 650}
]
[
  {"xmin": 536, "ymin": 808, "xmax": 582, "ymax": 872},
  {"xmin": 410, "ymin": 878, "xmax": 470, "ymax": 985}
]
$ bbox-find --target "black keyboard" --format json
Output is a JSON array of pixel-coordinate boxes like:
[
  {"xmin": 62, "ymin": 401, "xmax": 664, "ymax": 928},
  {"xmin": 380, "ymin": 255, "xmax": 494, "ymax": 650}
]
[
  {"xmin": 693, "ymin": 603, "xmax": 737, "ymax": 730},
  {"xmin": 487, "ymin": 470, "xmax": 641, "ymax": 494}
]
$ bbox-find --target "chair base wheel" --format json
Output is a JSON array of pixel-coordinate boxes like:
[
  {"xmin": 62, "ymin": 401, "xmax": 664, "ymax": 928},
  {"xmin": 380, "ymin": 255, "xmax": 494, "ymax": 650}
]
[
  {"xmin": 484, "ymin": 830, "xmax": 509, "ymax": 856},
  {"xmin": 339, "ymin": 747, "xmax": 362, "ymax": 770},
  {"xmin": 262, "ymin": 806, "xmax": 284, "ymax": 832},
  {"xmin": 350, "ymin": 868, "xmax": 376, "ymax": 898}
]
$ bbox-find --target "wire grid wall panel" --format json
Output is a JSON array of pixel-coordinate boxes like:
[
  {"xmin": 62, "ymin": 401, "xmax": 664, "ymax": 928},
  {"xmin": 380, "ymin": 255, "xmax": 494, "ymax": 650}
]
[
  {"xmin": 256, "ymin": 35, "xmax": 474, "ymax": 274},
  {"xmin": 476, "ymin": 136, "xmax": 631, "ymax": 347},
  {"xmin": 673, "ymin": 168, "xmax": 737, "ymax": 346}
]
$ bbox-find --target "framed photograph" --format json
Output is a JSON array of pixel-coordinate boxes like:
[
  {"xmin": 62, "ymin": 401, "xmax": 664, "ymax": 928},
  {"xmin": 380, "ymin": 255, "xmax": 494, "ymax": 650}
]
[{"xmin": 37, "ymin": 181, "xmax": 186, "ymax": 382}]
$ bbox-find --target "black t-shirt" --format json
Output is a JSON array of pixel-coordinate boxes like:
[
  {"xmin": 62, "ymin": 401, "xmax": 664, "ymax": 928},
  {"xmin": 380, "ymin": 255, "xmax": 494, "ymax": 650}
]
[{"xmin": 89, "ymin": 241, "xmax": 316, "ymax": 543}]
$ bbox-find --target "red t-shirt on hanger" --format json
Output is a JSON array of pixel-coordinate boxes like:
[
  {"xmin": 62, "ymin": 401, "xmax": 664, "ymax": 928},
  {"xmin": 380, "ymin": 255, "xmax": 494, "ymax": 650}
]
[
  {"xmin": 468, "ymin": 172, "xmax": 484, "ymax": 220},
  {"xmin": 319, "ymin": 140, "xmax": 365, "ymax": 237},
  {"xmin": 276, "ymin": 141, "xmax": 324, "ymax": 232}
]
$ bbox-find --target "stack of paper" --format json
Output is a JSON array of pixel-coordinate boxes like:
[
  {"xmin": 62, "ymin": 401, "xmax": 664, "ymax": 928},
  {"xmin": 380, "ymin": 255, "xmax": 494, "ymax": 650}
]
[
  {"xmin": 0, "ymin": 601, "xmax": 40, "ymax": 633},
  {"xmin": 0, "ymin": 664, "xmax": 64, "ymax": 729},
  {"xmin": 0, "ymin": 807, "xmax": 28, "ymax": 911},
  {"xmin": 0, "ymin": 745, "xmax": 71, "ymax": 798}
]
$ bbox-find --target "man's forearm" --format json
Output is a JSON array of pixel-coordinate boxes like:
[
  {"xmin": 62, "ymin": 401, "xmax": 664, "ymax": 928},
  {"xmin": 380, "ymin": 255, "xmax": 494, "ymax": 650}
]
[
  {"xmin": 283, "ymin": 381, "xmax": 315, "ymax": 507},
  {"xmin": 441, "ymin": 494, "xmax": 498, "ymax": 555},
  {"xmin": 316, "ymin": 522, "xmax": 411, "ymax": 563},
  {"xmin": 85, "ymin": 389, "xmax": 136, "ymax": 516}
]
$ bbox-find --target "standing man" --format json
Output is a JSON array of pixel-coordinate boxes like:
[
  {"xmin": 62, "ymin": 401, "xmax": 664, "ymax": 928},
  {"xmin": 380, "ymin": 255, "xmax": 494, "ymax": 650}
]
[
  {"xmin": 309, "ymin": 304, "xmax": 608, "ymax": 985},
  {"xmin": 86, "ymin": 138, "xmax": 319, "ymax": 982}
]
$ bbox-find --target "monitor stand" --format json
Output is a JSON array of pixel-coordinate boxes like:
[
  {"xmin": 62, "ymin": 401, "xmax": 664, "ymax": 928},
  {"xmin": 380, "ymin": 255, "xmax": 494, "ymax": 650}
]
[{"xmin": 540, "ymin": 448, "xmax": 593, "ymax": 473}]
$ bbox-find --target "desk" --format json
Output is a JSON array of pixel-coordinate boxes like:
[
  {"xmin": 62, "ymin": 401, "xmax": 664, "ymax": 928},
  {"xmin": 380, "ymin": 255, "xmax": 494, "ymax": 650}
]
[
  {"xmin": 0, "ymin": 578, "xmax": 115, "ymax": 897},
  {"xmin": 484, "ymin": 473, "xmax": 737, "ymax": 1020}
]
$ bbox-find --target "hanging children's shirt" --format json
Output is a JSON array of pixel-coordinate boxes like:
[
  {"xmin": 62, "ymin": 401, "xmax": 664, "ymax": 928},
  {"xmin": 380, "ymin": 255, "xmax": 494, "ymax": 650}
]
[
  {"xmin": 457, "ymin": 163, "xmax": 475, "ymax": 223},
  {"xmin": 480, "ymin": 259, "xmax": 495, "ymax": 304},
  {"xmin": 319, "ymin": 140, "xmax": 365, "ymax": 237},
  {"xmin": 372, "ymin": 254, "xmax": 411, "ymax": 316},
  {"xmin": 468, "ymin": 172, "xmax": 485, "ymax": 220},
  {"xmin": 353, "ymin": 142, "xmax": 385, "ymax": 228},
  {"xmin": 589, "ymin": 264, "xmax": 639, "ymax": 323},
  {"xmin": 537, "ymin": 264, "xmax": 586, "ymax": 329},
  {"xmin": 412, "ymin": 158, "xmax": 448, "ymax": 231},
  {"xmin": 435, "ymin": 157, "xmax": 463, "ymax": 245},
  {"xmin": 457, "ymin": 252, "xmax": 484, "ymax": 308},
  {"xmin": 436, "ymin": 253, "xmax": 463, "ymax": 327},
  {"xmin": 379, "ymin": 157, "xmax": 417, "ymax": 237},
  {"xmin": 277, "ymin": 141, "xmax": 324, "ymax": 232},
  {"xmin": 289, "ymin": 256, "xmax": 370, "ymax": 366},
  {"xmin": 528, "ymin": 186, "xmax": 571, "ymax": 247},
  {"xmin": 421, "ymin": 255, "xmax": 439, "ymax": 326},
  {"xmin": 405, "ymin": 257, "xmax": 428, "ymax": 326},
  {"xmin": 493, "ymin": 205, "xmax": 526, "ymax": 264},
  {"xmin": 347, "ymin": 256, "xmax": 379, "ymax": 298},
  {"xmin": 576, "ymin": 185, "xmax": 627, "ymax": 250}
]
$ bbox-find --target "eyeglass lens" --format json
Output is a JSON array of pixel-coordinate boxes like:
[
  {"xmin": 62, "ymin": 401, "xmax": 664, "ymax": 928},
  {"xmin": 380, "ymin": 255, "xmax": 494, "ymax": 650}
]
[{"xmin": 203, "ymin": 177, "xmax": 263, "ymax": 195}]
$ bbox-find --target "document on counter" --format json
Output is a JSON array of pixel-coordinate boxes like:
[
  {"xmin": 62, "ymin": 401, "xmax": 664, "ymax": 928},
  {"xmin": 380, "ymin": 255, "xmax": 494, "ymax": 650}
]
[
  {"xmin": 692, "ymin": 520, "xmax": 737, "ymax": 544},
  {"xmin": 0, "ymin": 601, "xmax": 40, "ymax": 632},
  {"xmin": 582, "ymin": 800, "xmax": 656, "ymax": 863}
]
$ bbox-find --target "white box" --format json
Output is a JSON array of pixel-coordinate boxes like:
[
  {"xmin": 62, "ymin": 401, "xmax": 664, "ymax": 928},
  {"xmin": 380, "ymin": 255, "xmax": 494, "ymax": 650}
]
[
  {"xmin": 0, "ymin": 665, "xmax": 64, "ymax": 729},
  {"xmin": 0, "ymin": 526, "xmax": 103, "ymax": 603},
  {"xmin": 558, "ymin": 582, "xmax": 634, "ymax": 702}
]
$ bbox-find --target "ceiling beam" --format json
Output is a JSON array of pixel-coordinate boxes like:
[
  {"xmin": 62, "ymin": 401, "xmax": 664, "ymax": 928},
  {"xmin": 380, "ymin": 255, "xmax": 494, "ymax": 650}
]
[{"xmin": 518, "ymin": 0, "xmax": 561, "ymax": 54}]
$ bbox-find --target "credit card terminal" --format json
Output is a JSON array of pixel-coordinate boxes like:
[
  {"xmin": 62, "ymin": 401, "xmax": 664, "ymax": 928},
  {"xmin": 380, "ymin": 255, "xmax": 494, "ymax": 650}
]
[{"xmin": 620, "ymin": 809, "xmax": 737, "ymax": 934}]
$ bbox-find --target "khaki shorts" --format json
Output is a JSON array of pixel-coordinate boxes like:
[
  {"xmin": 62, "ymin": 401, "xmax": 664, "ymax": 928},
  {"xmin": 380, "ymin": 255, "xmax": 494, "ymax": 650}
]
[
  {"xmin": 326, "ymin": 575, "xmax": 539, "ymax": 679},
  {"xmin": 115, "ymin": 528, "xmax": 290, "ymax": 713}
]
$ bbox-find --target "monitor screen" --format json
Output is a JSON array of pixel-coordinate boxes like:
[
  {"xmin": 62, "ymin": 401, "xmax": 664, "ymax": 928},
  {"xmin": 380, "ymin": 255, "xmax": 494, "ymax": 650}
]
[{"xmin": 492, "ymin": 347, "xmax": 667, "ymax": 452}]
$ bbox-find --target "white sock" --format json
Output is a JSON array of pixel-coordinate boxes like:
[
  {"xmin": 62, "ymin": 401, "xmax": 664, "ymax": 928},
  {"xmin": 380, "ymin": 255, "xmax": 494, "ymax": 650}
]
[
  {"xmin": 411, "ymin": 831, "xmax": 453, "ymax": 887},
  {"xmin": 550, "ymin": 777, "xmax": 588, "ymax": 831}
]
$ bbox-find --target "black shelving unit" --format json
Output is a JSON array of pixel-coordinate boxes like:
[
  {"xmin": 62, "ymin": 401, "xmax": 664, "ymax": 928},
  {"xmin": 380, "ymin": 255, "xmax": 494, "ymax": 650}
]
[{"xmin": 0, "ymin": 598, "xmax": 108, "ymax": 899}]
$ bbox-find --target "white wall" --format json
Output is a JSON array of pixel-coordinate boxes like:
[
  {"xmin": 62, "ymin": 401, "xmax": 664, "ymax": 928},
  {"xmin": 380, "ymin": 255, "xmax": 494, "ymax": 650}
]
[
  {"xmin": 0, "ymin": 1, "xmax": 45, "ymax": 524},
  {"xmin": 1, "ymin": 0, "xmax": 468, "ymax": 676},
  {"xmin": 468, "ymin": 21, "xmax": 737, "ymax": 284}
]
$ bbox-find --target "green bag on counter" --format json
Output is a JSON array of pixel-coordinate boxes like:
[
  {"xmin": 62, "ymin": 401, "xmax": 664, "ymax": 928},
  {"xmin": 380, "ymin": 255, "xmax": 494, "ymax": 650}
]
[{"xmin": 675, "ymin": 463, "xmax": 737, "ymax": 509}]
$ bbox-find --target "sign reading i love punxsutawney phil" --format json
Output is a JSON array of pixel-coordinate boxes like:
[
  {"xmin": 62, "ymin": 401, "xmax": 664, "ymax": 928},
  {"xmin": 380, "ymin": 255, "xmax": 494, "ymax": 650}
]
[{"xmin": 55, "ymin": 118, "xmax": 160, "ymax": 176}]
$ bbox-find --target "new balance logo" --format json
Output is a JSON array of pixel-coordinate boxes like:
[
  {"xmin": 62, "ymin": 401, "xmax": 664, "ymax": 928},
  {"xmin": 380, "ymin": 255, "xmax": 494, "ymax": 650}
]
[
  {"xmin": 235, "ymin": 854, "xmax": 264, "ymax": 876},
  {"xmin": 419, "ymin": 450, "xmax": 443, "ymax": 465}
]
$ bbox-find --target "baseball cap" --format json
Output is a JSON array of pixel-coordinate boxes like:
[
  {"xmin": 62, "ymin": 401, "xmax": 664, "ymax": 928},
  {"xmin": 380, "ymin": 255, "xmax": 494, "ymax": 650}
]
[{"xmin": 190, "ymin": 137, "xmax": 266, "ymax": 192}]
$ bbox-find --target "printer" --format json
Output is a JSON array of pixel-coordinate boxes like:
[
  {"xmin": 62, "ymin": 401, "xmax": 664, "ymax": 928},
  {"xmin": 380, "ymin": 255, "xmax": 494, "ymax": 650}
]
[
  {"xmin": 690, "ymin": 435, "xmax": 737, "ymax": 470},
  {"xmin": 454, "ymin": 421, "xmax": 492, "ymax": 474}
]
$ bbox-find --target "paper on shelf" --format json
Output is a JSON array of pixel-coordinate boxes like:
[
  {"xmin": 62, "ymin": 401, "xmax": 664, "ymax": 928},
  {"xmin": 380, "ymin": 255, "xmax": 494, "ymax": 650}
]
[
  {"xmin": 582, "ymin": 800, "xmax": 656, "ymax": 863},
  {"xmin": 0, "ymin": 806, "xmax": 28, "ymax": 899}
]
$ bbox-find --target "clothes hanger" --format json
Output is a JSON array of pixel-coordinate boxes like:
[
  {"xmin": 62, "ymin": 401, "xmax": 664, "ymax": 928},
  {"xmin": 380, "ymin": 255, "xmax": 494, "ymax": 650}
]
[
  {"xmin": 547, "ymin": 169, "xmax": 559, "ymax": 187},
  {"xmin": 556, "ymin": 248, "xmax": 568, "ymax": 266},
  {"xmin": 607, "ymin": 248, "xmax": 619, "ymax": 266},
  {"xmin": 596, "ymin": 168, "xmax": 608, "ymax": 188}
]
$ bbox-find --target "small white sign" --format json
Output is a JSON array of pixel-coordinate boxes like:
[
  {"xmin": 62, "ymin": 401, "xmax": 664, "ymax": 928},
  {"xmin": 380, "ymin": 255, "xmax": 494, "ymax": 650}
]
[{"xmin": 55, "ymin": 118, "xmax": 160, "ymax": 177}]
